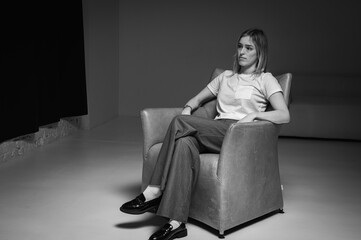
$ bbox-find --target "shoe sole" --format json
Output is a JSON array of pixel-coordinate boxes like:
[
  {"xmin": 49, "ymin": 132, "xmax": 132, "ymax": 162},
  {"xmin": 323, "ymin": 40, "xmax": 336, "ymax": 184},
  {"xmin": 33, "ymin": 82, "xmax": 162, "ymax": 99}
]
[
  {"xmin": 167, "ymin": 228, "xmax": 187, "ymax": 240},
  {"xmin": 120, "ymin": 205, "xmax": 158, "ymax": 215}
]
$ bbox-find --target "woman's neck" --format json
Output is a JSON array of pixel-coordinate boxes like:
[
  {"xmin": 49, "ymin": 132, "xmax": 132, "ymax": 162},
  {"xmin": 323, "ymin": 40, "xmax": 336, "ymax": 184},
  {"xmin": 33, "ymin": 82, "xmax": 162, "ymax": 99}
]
[{"xmin": 239, "ymin": 65, "xmax": 256, "ymax": 75}]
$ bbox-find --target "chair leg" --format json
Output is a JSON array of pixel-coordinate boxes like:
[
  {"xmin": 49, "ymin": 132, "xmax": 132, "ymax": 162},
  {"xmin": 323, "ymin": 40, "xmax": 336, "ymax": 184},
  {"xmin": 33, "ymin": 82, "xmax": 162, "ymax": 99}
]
[{"xmin": 216, "ymin": 209, "xmax": 284, "ymax": 239}]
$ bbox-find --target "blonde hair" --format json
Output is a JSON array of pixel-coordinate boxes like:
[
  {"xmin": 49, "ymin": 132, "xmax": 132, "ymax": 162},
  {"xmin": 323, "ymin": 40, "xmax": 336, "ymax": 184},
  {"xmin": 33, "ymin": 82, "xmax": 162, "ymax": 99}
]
[{"xmin": 232, "ymin": 28, "xmax": 268, "ymax": 75}]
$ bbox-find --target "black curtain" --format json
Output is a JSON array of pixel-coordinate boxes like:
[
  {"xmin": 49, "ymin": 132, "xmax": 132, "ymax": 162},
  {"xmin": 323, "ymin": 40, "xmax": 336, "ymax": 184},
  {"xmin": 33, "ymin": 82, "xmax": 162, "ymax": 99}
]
[{"xmin": 1, "ymin": 1, "xmax": 87, "ymax": 142}]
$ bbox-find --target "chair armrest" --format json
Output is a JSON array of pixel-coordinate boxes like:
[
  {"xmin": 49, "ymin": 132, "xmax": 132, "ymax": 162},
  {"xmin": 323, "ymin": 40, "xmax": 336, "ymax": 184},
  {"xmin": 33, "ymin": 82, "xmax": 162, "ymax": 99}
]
[
  {"xmin": 140, "ymin": 108, "xmax": 182, "ymax": 159},
  {"xmin": 216, "ymin": 121, "xmax": 283, "ymax": 222},
  {"xmin": 217, "ymin": 121, "xmax": 279, "ymax": 183}
]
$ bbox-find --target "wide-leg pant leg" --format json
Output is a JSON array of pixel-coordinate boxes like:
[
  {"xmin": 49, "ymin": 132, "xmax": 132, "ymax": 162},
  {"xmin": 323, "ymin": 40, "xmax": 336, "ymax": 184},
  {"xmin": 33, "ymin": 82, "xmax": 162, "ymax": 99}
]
[
  {"xmin": 149, "ymin": 115, "xmax": 237, "ymax": 222},
  {"xmin": 156, "ymin": 135, "xmax": 200, "ymax": 222}
]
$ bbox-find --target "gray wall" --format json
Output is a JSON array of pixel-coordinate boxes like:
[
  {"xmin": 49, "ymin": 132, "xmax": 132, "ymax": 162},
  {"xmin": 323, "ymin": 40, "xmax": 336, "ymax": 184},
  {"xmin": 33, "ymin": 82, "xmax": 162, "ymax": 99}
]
[
  {"xmin": 118, "ymin": 0, "xmax": 361, "ymax": 116},
  {"xmin": 82, "ymin": 0, "xmax": 361, "ymax": 124},
  {"xmin": 82, "ymin": 0, "xmax": 119, "ymax": 128}
]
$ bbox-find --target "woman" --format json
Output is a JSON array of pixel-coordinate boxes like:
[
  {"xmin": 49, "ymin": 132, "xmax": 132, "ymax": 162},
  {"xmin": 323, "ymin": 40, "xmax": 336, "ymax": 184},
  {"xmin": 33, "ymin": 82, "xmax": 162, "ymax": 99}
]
[{"xmin": 120, "ymin": 28, "xmax": 290, "ymax": 240}]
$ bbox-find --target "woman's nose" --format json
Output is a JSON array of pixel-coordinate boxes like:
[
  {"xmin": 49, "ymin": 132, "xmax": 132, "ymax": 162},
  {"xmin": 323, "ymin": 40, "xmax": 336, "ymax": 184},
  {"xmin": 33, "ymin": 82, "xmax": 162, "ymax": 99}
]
[{"xmin": 239, "ymin": 47, "xmax": 245, "ymax": 55}]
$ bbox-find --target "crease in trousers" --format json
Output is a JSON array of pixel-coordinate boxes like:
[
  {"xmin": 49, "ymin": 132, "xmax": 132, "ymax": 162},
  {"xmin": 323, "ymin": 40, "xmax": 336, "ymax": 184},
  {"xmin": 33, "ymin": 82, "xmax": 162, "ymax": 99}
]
[{"xmin": 149, "ymin": 115, "xmax": 237, "ymax": 222}]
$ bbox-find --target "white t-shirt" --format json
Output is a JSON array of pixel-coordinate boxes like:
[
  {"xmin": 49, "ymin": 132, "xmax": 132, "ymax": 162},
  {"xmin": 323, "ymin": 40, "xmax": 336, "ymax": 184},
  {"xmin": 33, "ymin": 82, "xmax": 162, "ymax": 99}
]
[{"xmin": 207, "ymin": 70, "xmax": 283, "ymax": 121}]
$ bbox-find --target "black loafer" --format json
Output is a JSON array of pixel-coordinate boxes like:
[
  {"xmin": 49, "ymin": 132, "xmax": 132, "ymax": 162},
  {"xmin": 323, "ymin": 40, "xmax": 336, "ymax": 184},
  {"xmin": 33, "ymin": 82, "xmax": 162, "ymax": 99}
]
[
  {"xmin": 120, "ymin": 193, "xmax": 161, "ymax": 215},
  {"xmin": 149, "ymin": 223, "xmax": 187, "ymax": 240}
]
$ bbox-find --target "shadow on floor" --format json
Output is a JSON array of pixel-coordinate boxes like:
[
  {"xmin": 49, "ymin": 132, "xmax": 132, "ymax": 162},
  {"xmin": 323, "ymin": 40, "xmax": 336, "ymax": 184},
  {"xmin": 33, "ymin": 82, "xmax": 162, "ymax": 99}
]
[
  {"xmin": 115, "ymin": 181, "xmax": 284, "ymax": 237},
  {"xmin": 115, "ymin": 215, "xmax": 167, "ymax": 229}
]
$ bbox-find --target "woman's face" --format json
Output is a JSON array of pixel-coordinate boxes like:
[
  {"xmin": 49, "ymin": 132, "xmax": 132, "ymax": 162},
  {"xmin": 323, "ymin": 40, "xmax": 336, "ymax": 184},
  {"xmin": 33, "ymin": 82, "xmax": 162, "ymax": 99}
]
[{"xmin": 237, "ymin": 36, "xmax": 258, "ymax": 73}]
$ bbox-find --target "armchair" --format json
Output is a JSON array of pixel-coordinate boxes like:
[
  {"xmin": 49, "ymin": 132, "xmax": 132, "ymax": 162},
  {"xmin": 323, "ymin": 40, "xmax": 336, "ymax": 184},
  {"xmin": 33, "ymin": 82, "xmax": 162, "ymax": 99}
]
[{"xmin": 140, "ymin": 68, "xmax": 292, "ymax": 238}]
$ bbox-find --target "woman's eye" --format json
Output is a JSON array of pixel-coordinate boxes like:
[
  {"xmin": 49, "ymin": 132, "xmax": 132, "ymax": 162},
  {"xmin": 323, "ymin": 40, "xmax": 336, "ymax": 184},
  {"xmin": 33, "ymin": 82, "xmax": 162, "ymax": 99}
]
[{"xmin": 238, "ymin": 45, "xmax": 253, "ymax": 52}]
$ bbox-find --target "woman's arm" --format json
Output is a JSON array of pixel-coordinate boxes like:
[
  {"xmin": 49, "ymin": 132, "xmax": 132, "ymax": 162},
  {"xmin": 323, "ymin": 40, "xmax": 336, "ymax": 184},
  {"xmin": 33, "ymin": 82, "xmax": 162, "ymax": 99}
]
[
  {"xmin": 239, "ymin": 92, "xmax": 290, "ymax": 124},
  {"xmin": 182, "ymin": 87, "xmax": 216, "ymax": 115}
]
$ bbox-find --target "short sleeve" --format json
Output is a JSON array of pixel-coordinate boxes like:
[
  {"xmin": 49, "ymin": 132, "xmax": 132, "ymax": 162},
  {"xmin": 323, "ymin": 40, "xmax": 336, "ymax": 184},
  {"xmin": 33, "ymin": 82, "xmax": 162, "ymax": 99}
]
[
  {"xmin": 262, "ymin": 73, "xmax": 283, "ymax": 99},
  {"xmin": 207, "ymin": 71, "xmax": 226, "ymax": 96}
]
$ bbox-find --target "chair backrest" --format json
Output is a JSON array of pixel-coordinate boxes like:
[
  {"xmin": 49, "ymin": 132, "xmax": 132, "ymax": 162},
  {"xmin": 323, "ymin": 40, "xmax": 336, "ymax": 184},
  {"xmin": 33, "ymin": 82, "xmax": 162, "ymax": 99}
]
[
  {"xmin": 193, "ymin": 68, "xmax": 292, "ymax": 118},
  {"xmin": 274, "ymin": 73, "xmax": 292, "ymax": 106}
]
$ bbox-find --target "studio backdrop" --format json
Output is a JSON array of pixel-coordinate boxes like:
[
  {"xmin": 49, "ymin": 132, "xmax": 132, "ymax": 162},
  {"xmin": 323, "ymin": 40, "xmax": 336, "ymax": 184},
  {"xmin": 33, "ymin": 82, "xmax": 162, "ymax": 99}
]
[{"xmin": 1, "ymin": 1, "xmax": 88, "ymax": 142}]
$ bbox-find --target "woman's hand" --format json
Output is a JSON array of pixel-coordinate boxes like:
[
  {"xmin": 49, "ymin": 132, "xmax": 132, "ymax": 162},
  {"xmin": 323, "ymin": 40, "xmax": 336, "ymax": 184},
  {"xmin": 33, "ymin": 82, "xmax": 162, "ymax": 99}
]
[
  {"xmin": 237, "ymin": 92, "xmax": 290, "ymax": 124},
  {"xmin": 238, "ymin": 112, "xmax": 257, "ymax": 123},
  {"xmin": 181, "ymin": 106, "xmax": 192, "ymax": 115},
  {"xmin": 181, "ymin": 87, "xmax": 216, "ymax": 116}
]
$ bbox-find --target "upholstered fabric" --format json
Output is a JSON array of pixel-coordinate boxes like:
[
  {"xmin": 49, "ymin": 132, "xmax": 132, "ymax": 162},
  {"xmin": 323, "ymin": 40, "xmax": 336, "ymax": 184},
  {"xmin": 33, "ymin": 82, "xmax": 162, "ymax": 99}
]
[{"xmin": 140, "ymin": 69, "xmax": 292, "ymax": 236}]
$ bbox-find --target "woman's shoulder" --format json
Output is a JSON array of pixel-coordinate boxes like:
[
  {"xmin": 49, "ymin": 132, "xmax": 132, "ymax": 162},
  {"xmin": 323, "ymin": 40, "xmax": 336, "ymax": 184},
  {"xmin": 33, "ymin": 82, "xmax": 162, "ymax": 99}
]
[
  {"xmin": 224, "ymin": 70, "xmax": 234, "ymax": 74},
  {"xmin": 221, "ymin": 70, "xmax": 237, "ymax": 79},
  {"xmin": 219, "ymin": 70, "xmax": 234, "ymax": 77},
  {"xmin": 257, "ymin": 72, "xmax": 277, "ymax": 83},
  {"xmin": 212, "ymin": 70, "xmax": 235, "ymax": 82},
  {"xmin": 260, "ymin": 72, "xmax": 275, "ymax": 79}
]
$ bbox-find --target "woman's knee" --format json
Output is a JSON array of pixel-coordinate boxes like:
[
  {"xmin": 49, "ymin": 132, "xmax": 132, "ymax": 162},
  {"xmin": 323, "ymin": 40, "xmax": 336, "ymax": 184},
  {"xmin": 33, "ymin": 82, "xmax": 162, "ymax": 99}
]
[
  {"xmin": 170, "ymin": 115, "xmax": 192, "ymax": 130},
  {"xmin": 175, "ymin": 136, "xmax": 199, "ymax": 150},
  {"xmin": 175, "ymin": 136, "xmax": 193, "ymax": 144},
  {"xmin": 172, "ymin": 115, "xmax": 190, "ymax": 124}
]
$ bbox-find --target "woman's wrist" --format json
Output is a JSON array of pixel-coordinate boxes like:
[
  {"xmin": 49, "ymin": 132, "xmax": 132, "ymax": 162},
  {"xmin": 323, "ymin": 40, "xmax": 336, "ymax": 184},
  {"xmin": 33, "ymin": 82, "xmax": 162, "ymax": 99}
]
[
  {"xmin": 183, "ymin": 104, "xmax": 193, "ymax": 112},
  {"xmin": 251, "ymin": 112, "xmax": 258, "ymax": 120}
]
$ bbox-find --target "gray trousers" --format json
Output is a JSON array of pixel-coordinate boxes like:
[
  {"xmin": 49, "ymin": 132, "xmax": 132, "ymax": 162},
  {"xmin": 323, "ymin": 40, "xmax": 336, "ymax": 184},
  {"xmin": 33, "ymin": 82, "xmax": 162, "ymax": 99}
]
[{"xmin": 149, "ymin": 115, "xmax": 237, "ymax": 222}]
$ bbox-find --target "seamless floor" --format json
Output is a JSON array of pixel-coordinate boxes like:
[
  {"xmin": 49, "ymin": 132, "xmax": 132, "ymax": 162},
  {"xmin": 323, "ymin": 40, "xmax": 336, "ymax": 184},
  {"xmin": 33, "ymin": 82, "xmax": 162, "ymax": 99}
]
[{"xmin": 0, "ymin": 117, "xmax": 360, "ymax": 240}]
